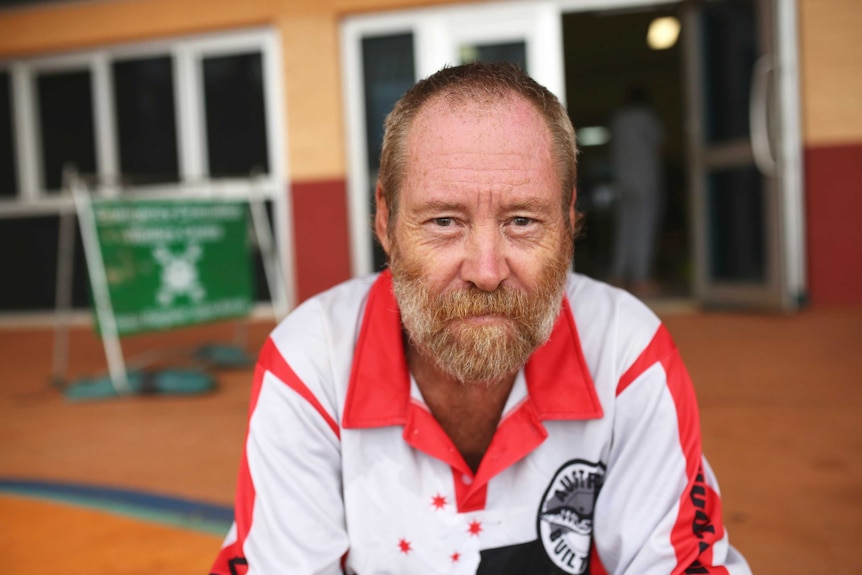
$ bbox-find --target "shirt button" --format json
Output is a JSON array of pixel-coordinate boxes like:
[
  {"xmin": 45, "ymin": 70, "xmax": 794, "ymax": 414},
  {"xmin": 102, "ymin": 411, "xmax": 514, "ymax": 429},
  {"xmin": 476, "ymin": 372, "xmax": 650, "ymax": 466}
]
[{"xmin": 461, "ymin": 474, "xmax": 473, "ymax": 485}]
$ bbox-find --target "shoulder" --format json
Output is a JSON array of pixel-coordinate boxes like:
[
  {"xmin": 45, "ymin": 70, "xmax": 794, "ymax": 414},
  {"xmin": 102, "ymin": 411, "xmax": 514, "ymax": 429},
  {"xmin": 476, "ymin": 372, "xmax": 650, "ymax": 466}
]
[
  {"xmin": 565, "ymin": 272, "xmax": 661, "ymax": 342},
  {"xmin": 271, "ymin": 274, "xmax": 377, "ymax": 344},
  {"xmin": 563, "ymin": 273, "xmax": 664, "ymax": 388},
  {"xmin": 263, "ymin": 274, "xmax": 378, "ymax": 400}
]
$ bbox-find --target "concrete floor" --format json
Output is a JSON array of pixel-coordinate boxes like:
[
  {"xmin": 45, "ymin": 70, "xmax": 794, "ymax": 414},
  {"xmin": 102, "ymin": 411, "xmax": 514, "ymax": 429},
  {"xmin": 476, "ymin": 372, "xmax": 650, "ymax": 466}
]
[{"xmin": 1, "ymin": 306, "xmax": 860, "ymax": 574}]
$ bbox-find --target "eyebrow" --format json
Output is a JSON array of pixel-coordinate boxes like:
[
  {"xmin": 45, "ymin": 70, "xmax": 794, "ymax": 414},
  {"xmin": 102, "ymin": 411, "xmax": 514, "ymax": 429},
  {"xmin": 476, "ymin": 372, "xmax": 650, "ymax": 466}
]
[
  {"xmin": 413, "ymin": 200, "xmax": 467, "ymax": 216},
  {"xmin": 503, "ymin": 199, "xmax": 553, "ymax": 215},
  {"xmin": 412, "ymin": 198, "xmax": 554, "ymax": 217}
]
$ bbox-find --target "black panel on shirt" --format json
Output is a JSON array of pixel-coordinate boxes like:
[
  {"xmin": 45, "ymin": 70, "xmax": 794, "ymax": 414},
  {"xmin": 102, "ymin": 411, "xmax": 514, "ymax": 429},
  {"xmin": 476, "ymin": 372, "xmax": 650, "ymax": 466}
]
[{"xmin": 478, "ymin": 539, "xmax": 579, "ymax": 575}]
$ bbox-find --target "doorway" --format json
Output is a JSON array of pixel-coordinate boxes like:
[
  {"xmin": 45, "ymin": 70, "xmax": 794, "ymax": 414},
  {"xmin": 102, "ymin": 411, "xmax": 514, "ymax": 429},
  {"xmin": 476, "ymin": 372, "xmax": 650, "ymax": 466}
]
[{"xmin": 563, "ymin": 6, "xmax": 690, "ymax": 298}]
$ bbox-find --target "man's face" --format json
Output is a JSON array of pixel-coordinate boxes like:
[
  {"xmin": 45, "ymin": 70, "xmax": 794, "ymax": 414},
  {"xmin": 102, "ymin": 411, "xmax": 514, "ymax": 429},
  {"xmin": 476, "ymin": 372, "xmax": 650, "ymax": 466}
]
[{"xmin": 380, "ymin": 94, "xmax": 574, "ymax": 384}]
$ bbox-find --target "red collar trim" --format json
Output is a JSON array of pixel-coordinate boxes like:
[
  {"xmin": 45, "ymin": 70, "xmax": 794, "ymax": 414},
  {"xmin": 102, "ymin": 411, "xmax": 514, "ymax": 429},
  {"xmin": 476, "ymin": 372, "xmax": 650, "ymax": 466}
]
[
  {"xmin": 342, "ymin": 270, "xmax": 603, "ymax": 429},
  {"xmin": 525, "ymin": 296, "xmax": 604, "ymax": 420}
]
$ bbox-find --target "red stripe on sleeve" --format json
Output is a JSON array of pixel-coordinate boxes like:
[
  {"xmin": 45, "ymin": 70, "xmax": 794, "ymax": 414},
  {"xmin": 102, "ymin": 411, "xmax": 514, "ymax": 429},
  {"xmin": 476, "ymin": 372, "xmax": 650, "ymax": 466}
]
[
  {"xmin": 616, "ymin": 325, "xmax": 730, "ymax": 574},
  {"xmin": 662, "ymin": 342, "xmax": 729, "ymax": 575},
  {"xmin": 259, "ymin": 337, "xmax": 341, "ymax": 439},
  {"xmin": 210, "ymin": 338, "xmax": 341, "ymax": 574},
  {"xmin": 209, "ymin": 360, "xmax": 268, "ymax": 574},
  {"xmin": 616, "ymin": 324, "xmax": 676, "ymax": 397}
]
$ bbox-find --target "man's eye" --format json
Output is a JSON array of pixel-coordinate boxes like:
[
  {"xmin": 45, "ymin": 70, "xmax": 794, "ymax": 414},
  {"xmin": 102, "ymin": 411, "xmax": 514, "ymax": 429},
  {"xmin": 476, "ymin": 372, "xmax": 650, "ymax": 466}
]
[
  {"xmin": 512, "ymin": 217, "xmax": 533, "ymax": 226},
  {"xmin": 433, "ymin": 217, "xmax": 454, "ymax": 227}
]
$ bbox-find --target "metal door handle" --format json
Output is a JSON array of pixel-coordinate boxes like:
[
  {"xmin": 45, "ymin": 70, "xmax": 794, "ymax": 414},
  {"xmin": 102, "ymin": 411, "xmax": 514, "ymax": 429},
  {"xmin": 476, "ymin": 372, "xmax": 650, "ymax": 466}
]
[{"xmin": 750, "ymin": 54, "xmax": 776, "ymax": 177}]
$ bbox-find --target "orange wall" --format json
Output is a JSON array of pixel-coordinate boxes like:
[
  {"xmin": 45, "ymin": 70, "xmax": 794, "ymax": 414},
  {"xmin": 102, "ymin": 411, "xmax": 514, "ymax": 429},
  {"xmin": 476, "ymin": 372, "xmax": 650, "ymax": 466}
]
[
  {"xmin": 0, "ymin": 0, "xmax": 343, "ymax": 181},
  {"xmin": 798, "ymin": 0, "xmax": 862, "ymax": 147},
  {"xmin": 3, "ymin": 0, "xmax": 860, "ymax": 172},
  {"xmin": 0, "ymin": 0, "xmax": 274, "ymax": 56},
  {"xmin": 0, "ymin": 0, "xmax": 463, "ymax": 182}
]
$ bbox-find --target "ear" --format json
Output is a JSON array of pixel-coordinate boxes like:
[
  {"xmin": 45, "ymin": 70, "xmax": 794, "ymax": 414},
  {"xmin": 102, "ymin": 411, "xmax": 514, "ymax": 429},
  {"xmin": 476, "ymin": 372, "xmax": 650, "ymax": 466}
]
[
  {"xmin": 374, "ymin": 181, "xmax": 392, "ymax": 255},
  {"xmin": 568, "ymin": 187, "xmax": 577, "ymax": 234}
]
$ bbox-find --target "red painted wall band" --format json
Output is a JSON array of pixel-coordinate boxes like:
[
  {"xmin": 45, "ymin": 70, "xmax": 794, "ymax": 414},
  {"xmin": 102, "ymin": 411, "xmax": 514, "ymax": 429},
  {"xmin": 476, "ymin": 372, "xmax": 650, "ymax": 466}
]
[
  {"xmin": 290, "ymin": 179, "xmax": 352, "ymax": 304},
  {"xmin": 804, "ymin": 142, "xmax": 862, "ymax": 305}
]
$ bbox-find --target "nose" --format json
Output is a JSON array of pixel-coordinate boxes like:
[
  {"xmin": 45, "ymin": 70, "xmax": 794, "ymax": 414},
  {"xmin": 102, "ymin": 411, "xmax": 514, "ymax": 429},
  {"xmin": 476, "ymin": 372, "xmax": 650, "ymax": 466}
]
[{"xmin": 461, "ymin": 224, "xmax": 510, "ymax": 292}]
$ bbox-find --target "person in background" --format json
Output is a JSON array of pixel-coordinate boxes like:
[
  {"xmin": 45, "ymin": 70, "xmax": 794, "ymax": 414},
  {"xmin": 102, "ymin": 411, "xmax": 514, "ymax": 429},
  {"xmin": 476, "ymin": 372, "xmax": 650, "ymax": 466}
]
[
  {"xmin": 211, "ymin": 62, "xmax": 750, "ymax": 575},
  {"xmin": 609, "ymin": 86, "xmax": 666, "ymax": 297}
]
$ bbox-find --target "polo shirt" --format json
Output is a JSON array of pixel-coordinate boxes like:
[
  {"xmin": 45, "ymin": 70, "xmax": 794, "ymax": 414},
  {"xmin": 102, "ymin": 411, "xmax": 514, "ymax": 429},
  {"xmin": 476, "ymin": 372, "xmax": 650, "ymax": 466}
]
[{"xmin": 211, "ymin": 271, "xmax": 751, "ymax": 575}]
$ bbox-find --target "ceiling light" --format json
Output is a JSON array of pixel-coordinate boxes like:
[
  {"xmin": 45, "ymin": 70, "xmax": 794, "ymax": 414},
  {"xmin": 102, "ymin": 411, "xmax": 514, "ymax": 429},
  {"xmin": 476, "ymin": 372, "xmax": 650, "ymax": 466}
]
[{"xmin": 647, "ymin": 16, "xmax": 680, "ymax": 50}]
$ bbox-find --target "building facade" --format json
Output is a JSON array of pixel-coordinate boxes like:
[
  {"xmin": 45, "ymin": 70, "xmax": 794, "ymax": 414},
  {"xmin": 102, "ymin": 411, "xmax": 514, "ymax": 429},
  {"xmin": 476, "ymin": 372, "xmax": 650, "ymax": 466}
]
[{"xmin": 0, "ymin": 0, "xmax": 858, "ymax": 318}]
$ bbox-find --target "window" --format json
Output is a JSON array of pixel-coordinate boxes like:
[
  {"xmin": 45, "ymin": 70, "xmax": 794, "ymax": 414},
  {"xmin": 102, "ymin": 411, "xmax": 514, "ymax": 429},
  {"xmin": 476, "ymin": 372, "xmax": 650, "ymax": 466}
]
[
  {"xmin": 0, "ymin": 70, "xmax": 16, "ymax": 198},
  {"xmin": 361, "ymin": 34, "xmax": 415, "ymax": 175},
  {"xmin": 0, "ymin": 28, "xmax": 291, "ymax": 314},
  {"xmin": 0, "ymin": 0, "xmax": 69, "ymax": 7},
  {"xmin": 702, "ymin": 0, "xmax": 757, "ymax": 144},
  {"xmin": 1, "ymin": 28, "xmax": 283, "ymax": 201},
  {"xmin": 361, "ymin": 33, "xmax": 415, "ymax": 271},
  {"xmin": 113, "ymin": 55, "xmax": 179, "ymax": 185},
  {"xmin": 36, "ymin": 69, "xmax": 97, "ymax": 192},
  {"xmin": 460, "ymin": 41, "xmax": 527, "ymax": 70},
  {"xmin": 202, "ymin": 52, "xmax": 269, "ymax": 177}
]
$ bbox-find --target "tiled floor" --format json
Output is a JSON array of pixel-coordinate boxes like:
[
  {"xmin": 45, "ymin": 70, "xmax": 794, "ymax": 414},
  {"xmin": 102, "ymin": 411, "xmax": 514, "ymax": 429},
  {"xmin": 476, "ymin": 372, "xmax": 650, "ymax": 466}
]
[{"xmin": 1, "ymin": 307, "xmax": 860, "ymax": 574}]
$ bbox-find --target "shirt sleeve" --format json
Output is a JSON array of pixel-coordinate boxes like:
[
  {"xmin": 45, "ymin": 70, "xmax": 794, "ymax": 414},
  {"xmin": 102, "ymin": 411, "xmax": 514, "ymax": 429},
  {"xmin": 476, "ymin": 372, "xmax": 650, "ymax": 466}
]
[
  {"xmin": 591, "ymin": 325, "xmax": 751, "ymax": 575},
  {"xmin": 210, "ymin": 338, "xmax": 348, "ymax": 575}
]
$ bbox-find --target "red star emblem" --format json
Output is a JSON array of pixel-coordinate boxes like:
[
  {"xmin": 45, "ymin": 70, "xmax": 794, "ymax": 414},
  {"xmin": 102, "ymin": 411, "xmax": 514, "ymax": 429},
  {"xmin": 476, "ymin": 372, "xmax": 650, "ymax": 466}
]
[
  {"xmin": 398, "ymin": 538, "xmax": 412, "ymax": 554},
  {"xmin": 431, "ymin": 494, "xmax": 447, "ymax": 510},
  {"xmin": 467, "ymin": 520, "xmax": 482, "ymax": 536},
  {"xmin": 451, "ymin": 551, "xmax": 461, "ymax": 562}
]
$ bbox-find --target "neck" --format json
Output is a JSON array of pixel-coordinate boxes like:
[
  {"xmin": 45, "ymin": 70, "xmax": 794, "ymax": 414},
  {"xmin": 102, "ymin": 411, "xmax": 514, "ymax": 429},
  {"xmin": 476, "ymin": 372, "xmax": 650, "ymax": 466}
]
[{"xmin": 406, "ymin": 340, "xmax": 517, "ymax": 472}]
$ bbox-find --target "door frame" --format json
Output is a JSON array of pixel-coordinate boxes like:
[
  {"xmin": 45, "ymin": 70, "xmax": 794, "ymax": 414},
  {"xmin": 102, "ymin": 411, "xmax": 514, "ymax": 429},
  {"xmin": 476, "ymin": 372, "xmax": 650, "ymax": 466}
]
[{"xmin": 682, "ymin": 0, "xmax": 805, "ymax": 309}]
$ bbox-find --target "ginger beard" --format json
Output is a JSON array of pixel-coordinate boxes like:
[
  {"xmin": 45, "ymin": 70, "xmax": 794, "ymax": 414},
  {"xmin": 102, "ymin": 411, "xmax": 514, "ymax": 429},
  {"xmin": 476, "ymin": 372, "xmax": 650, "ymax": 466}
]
[{"xmin": 390, "ymin": 234, "xmax": 573, "ymax": 385}]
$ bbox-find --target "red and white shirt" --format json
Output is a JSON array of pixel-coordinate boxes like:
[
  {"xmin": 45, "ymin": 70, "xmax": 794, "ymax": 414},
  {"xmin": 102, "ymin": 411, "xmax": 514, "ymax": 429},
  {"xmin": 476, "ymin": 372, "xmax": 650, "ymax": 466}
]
[{"xmin": 211, "ymin": 271, "xmax": 751, "ymax": 575}]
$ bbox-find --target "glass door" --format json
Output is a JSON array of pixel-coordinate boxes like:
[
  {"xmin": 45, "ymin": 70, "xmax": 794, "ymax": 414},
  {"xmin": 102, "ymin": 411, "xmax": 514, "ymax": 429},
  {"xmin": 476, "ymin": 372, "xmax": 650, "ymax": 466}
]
[
  {"xmin": 342, "ymin": 2, "xmax": 565, "ymax": 276},
  {"xmin": 683, "ymin": 0, "xmax": 804, "ymax": 309}
]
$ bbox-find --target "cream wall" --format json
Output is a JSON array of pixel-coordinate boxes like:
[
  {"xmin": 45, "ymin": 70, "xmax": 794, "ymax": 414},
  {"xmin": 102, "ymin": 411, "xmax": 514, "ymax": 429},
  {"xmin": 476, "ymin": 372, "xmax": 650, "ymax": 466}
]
[
  {"xmin": 0, "ymin": 0, "xmax": 275, "ymax": 56},
  {"xmin": 279, "ymin": 12, "xmax": 344, "ymax": 180},
  {"xmin": 0, "ymin": 0, "xmax": 463, "ymax": 182},
  {"xmin": 799, "ymin": 0, "xmax": 862, "ymax": 146},
  {"xmin": 4, "ymin": 0, "xmax": 856, "ymax": 176}
]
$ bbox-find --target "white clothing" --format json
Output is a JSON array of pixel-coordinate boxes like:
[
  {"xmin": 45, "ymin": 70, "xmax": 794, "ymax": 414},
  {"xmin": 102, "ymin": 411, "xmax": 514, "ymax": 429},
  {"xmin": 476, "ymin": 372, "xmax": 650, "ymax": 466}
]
[
  {"xmin": 609, "ymin": 103, "xmax": 665, "ymax": 282},
  {"xmin": 211, "ymin": 271, "xmax": 750, "ymax": 575}
]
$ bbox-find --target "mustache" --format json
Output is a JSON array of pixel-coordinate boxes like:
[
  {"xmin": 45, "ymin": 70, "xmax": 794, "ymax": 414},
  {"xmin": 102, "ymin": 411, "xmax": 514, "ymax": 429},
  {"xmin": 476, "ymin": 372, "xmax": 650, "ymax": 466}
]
[{"xmin": 427, "ymin": 285, "xmax": 531, "ymax": 323}]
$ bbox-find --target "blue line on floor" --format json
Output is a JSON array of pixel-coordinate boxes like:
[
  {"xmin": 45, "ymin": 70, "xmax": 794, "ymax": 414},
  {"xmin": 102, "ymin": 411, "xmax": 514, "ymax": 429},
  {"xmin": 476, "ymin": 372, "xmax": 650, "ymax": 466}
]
[{"xmin": 0, "ymin": 478, "xmax": 233, "ymax": 535}]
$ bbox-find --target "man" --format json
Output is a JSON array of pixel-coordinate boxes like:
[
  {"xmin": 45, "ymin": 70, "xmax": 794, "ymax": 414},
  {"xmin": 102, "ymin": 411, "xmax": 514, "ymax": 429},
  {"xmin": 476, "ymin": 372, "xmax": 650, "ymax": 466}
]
[
  {"xmin": 211, "ymin": 62, "xmax": 750, "ymax": 575},
  {"xmin": 609, "ymin": 86, "xmax": 665, "ymax": 296}
]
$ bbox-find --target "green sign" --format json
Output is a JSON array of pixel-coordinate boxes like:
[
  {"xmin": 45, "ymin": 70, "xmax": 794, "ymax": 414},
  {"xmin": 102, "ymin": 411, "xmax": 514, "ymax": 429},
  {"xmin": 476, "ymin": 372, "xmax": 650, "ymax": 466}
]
[{"xmin": 90, "ymin": 199, "xmax": 254, "ymax": 336}]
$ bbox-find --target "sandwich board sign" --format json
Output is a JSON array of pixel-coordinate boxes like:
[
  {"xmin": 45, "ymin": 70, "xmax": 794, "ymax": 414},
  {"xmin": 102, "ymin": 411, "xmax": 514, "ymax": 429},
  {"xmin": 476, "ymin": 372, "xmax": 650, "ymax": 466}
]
[{"xmin": 89, "ymin": 199, "xmax": 254, "ymax": 336}]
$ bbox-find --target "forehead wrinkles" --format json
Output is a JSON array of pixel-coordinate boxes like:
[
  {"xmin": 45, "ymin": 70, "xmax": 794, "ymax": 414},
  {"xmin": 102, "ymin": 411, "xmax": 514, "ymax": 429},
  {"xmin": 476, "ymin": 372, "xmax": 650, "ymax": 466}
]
[
  {"xmin": 416, "ymin": 154, "xmax": 536, "ymax": 184},
  {"xmin": 404, "ymin": 96, "xmax": 555, "ymax": 193},
  {"xmin": 408, "ymin": 95, "xmax": 552, "ymax": 155}
]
